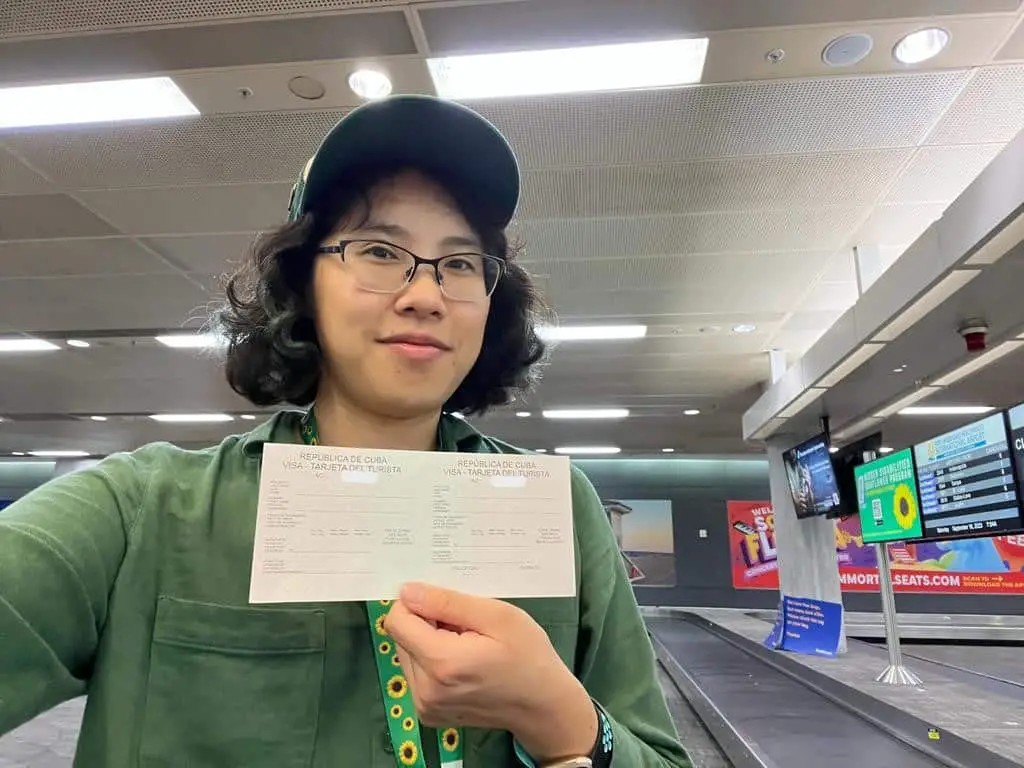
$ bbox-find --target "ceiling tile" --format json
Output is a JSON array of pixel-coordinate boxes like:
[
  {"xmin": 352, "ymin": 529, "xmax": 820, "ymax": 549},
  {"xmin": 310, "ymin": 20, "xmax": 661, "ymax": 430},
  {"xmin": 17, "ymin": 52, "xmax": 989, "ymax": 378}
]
[
  {"xmin": 0, "ymin": 238, "xmax": 172, "ymax": 278},
  {"xmin": 0, "ymin": 145, "xmax": 51, "ymax": 193},
  {"xmin": 4, "ymin": 111, "xmax": 347, "ymax": 189},
  {"xmin": 519, "ymin": 150, "xmax": 911, "ymax": 219},
  {"xmin": 515, "ymin": 208, "xmax": 865, "ymax": 261},
  {"xmin": 0, "ymin": 273, "xmax": 211, "ymax": 330},
  {"xmin": 885, "ymin": 143, "xmax": 1007, "ymax": 204},
  {"xmin": 143, "ymin": 233, "xmax": 258, "ymax": 274},
  {"xmin": 926, "ymin": 64, "xmax": 1024, "ymax": 145},
  {"xmin": 0, "ymin": 194, "xmax": 118, "ymax": 240},
  {"xmin": 854, "ymin": 202, "xmax": 948, "ymax": 247},
  {"xmin": 76, "ymin": 183, "xmax": 293, "ymax": 235},
  {"xmin": 473, "ymin": 70, "xmax": 970, "ymax": 169}
]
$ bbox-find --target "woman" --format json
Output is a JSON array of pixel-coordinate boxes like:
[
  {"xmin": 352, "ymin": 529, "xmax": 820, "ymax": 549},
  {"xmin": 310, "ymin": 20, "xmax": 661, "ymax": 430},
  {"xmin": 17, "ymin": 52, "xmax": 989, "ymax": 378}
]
[{"xmin": 0, "ymin": 95, "xmax": 690, "ymax": 768}]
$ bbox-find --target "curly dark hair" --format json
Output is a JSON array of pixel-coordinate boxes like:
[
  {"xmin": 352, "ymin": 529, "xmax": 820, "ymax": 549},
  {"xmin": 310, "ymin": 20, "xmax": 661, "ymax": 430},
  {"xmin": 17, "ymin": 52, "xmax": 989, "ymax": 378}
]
[{"xmin": 212, "ymin": 165, "xmax": 549, "ymax": 416}]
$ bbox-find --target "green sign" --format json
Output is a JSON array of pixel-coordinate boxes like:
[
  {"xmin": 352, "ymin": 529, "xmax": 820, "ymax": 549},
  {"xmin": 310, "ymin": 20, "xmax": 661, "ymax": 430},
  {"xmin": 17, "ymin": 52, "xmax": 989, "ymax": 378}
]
[{"xmin": 854, "ymin": 449, "xmax": 923, "ymax": 543}]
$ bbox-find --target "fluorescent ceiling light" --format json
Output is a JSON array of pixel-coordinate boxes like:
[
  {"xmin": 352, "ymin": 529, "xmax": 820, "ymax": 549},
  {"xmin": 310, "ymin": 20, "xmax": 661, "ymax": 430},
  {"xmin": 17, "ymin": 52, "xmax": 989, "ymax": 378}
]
[
  {"xmin": 0, "ymin": 338, "xmax": 60, "ymax": 352},
  {"xmin": 554, "ymin": 446, "xmax": 622, "ymax": 455},
  {"xmin": 348, "ymin": 69, "xmax": 392, "ymax": 100},
  {"xmin": 732, "ymin": 324, "xmax": 757, "ymax": 334},
  {"xmin": 894, "ymin": 28, "xmax": 949, "ymax": 65},
  {"xmin": 543, "ymin": 408, "xmax": 629, "ymax": 420},
  {"xmin": 899, "ymin": 405, "xmax": 994, "ymax": 416},
  {"xmin": 535, "ymin": 448, "xmax": 548, "ymax": 453},
  {"xmin": 29, "ymin": 450, "xmax": 90, "ymax": 458},
  {"xmin": 879, "ymin": 446, "xmax": 894, "ymax": 454},
  {"xmin": 537, "ymin": 325, "xmax": 647, "ymax": 342},
  {"xmin": 428, "ymin": 38, "xmax": 709, "ymax": 100},
  {"xmin": 149, "ymin": 413, "xmax": 234, "ymax": 423},
  {"xmin": 829, "ymin": 446, "xmax": 840, "ymax": 454},
  {"xmin": 684, "ymin": 409, "xmax": 701, "ymax": 416},
  {"xmin": 0, "ymin": 76, "xmax": 199, "ymax": 130},
  {"xmin": 89, "ymin": 416, "xmax": 108, "ymax": 422},
  {"xmin": 155, "ymin": 333, "xmax": 221, "ymax": 349},
  {"xmin": 662, "ymin": 448, "xmax": 675, "ymax": 453},
  {"xmin": 516, "ymin": 411, "xmax": 531, "ymax": 418},
  {"xmin": 66, "ymin": 339, "xmax": 90, "ymax": 348},
  {"xmin": 240, "ymin": 414, "xmax": 257, "ymax": 421}
]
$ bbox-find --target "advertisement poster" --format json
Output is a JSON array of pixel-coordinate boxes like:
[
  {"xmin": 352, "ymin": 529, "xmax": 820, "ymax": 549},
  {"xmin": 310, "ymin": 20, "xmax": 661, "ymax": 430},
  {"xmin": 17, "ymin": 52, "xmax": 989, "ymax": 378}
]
[
  {"xmin": 602, "ymin": 499, "xmax": 676, "ymax": 587},
  {"xmin": 854, "ymin": 448, "xmax": 923, "ymax": 544},
  {"xmin": 728, "ymin": 500, "xmax": 1024, "ymax": 594}
]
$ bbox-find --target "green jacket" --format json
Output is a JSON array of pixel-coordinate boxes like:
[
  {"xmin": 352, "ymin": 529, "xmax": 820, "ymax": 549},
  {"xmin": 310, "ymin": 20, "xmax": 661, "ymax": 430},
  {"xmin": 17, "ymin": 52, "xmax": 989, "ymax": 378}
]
[{"xmin": 0, "ymin": 412, "xmax": 690, "ymax": 767}]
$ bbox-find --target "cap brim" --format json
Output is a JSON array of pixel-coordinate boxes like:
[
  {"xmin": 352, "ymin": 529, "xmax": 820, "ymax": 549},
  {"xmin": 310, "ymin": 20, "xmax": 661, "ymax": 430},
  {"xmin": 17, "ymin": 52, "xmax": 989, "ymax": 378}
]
[{"xmin": 300, "ymin": 95, "xmax": 519, "ymax": 228}]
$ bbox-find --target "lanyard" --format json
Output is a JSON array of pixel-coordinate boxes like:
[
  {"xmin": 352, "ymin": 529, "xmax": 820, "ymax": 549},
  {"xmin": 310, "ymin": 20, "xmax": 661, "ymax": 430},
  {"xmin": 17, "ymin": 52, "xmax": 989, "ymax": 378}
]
[{"xmin": 299, "ymin": 411, "xmax": 464, "ymax": 768}]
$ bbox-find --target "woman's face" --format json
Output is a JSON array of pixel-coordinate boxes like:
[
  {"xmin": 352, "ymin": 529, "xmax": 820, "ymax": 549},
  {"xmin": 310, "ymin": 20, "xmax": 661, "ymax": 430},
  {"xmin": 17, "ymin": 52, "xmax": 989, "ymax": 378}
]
[{"xmin": 311, "ymin": 170, "xmax": 492, "ymax": 420}]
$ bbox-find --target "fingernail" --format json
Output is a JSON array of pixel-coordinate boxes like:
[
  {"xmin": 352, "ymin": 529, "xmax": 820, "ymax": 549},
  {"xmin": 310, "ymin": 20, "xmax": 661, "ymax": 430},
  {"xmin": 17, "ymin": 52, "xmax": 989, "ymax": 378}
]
[{"xmin": 401, "ymin": 582, "xmax": 424, "ymax": 605}]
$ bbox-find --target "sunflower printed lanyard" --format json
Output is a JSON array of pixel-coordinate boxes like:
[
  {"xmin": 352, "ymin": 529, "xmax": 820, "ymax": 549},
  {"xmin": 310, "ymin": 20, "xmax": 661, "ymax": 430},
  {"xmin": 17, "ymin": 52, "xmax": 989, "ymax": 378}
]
[{"xmin": 300, "ymin": 411, "xmax": 464, "ymax": 768}]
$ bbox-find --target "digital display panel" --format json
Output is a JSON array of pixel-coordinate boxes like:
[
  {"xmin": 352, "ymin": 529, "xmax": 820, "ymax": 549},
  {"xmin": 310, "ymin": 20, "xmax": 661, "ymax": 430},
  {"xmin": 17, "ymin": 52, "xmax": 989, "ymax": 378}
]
[
  {"xmin": 1008, "ymin": 403, "xmax": 1024, "ymax": 496},
  {"xmin": 854, "ymin": 448, "xmax": 923, "ymax": 544},
  {"xmin": 913, "ymin": 413, "xmax": 1024, "ymax": 541},
  {"xmin": 783, "ymin": 434, "xmax": 841, "ymax": 519}
]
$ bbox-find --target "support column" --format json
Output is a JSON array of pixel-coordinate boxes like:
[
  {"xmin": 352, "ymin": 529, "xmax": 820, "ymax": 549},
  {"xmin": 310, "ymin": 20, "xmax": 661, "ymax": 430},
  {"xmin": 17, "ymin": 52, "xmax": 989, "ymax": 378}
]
[
  {"xmin": 853, "ymin": 244, "xmax": 885, "ymax": 295},
  {"xmin": 766, "ymin": 437, "xmax": 848, "ymax": 653}
]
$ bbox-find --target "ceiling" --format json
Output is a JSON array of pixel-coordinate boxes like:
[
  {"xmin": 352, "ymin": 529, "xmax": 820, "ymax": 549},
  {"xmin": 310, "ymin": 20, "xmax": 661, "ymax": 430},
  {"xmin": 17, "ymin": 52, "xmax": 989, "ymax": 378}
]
[{"xmin": 2, "ymin": 0, "xmax": 1024, "ymax": 457}]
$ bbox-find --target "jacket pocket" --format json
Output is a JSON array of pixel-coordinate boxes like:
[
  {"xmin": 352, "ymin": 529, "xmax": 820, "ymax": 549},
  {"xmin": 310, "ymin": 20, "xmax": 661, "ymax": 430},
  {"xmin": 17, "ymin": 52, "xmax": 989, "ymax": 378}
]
[{"xmin": 139, "ymin": 596, "xmax": 326, "ymax": 768}]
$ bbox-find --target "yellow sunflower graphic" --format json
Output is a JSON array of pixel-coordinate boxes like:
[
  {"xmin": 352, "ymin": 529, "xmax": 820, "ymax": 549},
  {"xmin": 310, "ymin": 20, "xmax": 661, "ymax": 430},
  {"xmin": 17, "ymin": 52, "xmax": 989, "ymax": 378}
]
[
  {"xmin": 441, "ymin": 727, "xmax": 459, "ymax": 752},
  {"xmin": 399, "ymin": 740, "xmax": 418, "ymax": 766},
  {"xmin": 390, "ymin": 704, "xmax": 403, "ymax": 719},
  {"xmin": 379, "ymin": 641, "xmax": 392, "ymax": 655},
  {"xmin": 893, "ymin": 484, "xmax": 918, "ymax": 530},
  {"xmin": 387, "ymin": 675, "xmax": 408, "ymax": 699},
  {"xmin": 380, "ymin": 599, "xmax": 392, "ymax": 607},
  {"xmin": 403, "ymin": 717, "xmax": 415, "ymax": 731},
  {"xmin": 392, "ymin": 653, "xmax": 402, "ymax": 667},
  {"xmin": 375, "ymin": 614, "xmax": 388, "ymax": 637}
]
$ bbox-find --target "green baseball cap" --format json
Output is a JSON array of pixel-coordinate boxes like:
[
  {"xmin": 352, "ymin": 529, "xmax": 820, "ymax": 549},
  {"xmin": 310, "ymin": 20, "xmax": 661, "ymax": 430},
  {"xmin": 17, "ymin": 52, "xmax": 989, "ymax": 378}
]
[{"xmin": 287, "ymin": 94, "xmax": 520, "ymax": 228}]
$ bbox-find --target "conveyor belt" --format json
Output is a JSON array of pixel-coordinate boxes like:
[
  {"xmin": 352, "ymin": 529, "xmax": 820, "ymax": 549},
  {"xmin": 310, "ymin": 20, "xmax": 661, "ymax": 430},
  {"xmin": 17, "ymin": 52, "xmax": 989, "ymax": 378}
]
[
  {"xmin": 648, "ymin": 615, "xmax": 947, "ymax": 768},
  {"xmin": 899, "ymin": 642, "xmax": 1024, "ymax": 691}
]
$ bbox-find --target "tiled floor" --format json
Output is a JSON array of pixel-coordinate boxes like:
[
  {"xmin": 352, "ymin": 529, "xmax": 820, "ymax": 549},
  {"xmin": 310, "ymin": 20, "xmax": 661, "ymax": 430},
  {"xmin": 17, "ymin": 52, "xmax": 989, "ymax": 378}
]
[{"xmin": 0, "ymin": 699, "xmax": 82, "ymax": 768}]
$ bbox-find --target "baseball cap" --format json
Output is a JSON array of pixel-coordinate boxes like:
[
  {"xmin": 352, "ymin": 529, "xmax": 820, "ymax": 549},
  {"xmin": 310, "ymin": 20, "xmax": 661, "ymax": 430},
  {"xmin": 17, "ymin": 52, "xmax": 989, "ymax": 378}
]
[{"xmin": 287, "ymin": 94, "xmax": 520, "ymax": 228}]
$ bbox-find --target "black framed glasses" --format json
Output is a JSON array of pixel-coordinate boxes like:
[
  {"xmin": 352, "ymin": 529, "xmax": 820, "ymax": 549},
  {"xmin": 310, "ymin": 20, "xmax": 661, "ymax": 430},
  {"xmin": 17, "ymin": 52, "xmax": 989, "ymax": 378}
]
[{"xmin": 316, "ymin": 239, "xmax": 503, "ymax": 302}]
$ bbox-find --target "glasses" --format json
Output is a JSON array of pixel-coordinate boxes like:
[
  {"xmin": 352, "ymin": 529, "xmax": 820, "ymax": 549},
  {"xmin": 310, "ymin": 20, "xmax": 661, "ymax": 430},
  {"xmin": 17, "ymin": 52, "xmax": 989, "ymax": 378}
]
[{"xmin": 317, "ymin": 239, "xmax": 503, "ymax": 302}]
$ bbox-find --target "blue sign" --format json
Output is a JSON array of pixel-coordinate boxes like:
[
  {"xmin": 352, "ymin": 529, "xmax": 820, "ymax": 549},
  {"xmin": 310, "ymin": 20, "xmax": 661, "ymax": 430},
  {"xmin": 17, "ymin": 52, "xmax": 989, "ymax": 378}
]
[
  {"xmin": 772, "ymin": 596, "xmax": 842, "ymax": 658},
  {"xmin": 763, "ymin": 598, "xmax": 786, "ymax": 650}
]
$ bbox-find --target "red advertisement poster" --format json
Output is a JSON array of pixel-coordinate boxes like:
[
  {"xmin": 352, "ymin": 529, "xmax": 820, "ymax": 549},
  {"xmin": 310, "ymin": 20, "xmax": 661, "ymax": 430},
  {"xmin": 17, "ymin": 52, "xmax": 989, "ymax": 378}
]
[{"xmin": 727, "ymin": 500, "xmax": 1024, "ymax": 594}]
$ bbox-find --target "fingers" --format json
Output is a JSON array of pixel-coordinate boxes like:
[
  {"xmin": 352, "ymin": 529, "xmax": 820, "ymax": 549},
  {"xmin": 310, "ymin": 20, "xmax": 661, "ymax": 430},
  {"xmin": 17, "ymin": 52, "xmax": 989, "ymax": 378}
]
[
  {"xmin": 385, "ymin": 598, "xmax": 456, "ymax": 662},
  {"xmin": 399, "ymin": 582, "xmax": 507, "ymax": 635}
]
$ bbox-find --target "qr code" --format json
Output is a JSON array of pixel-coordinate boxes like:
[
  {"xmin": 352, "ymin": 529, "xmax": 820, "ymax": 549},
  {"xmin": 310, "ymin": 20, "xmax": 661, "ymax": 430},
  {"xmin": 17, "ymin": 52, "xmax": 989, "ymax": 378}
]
[{"xmin": 872, "ymin": 498, "xmax": 883, "ymax": 526}]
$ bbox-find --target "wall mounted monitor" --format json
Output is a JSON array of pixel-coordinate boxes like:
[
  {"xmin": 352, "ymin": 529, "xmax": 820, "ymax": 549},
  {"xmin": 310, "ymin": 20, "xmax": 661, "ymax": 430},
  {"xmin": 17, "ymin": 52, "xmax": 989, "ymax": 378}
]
[
  {"xmin": 782, "ymin": 433, "xmax": 841, "ymax": 519},
  {"xmin": 913, "ymin": 412, "xmax": 1024, "ymax": 542},
  {"xmin": 1008, "ymin": 402, "xmax": 1024, "ymax": 496},
  {"xmin": 854, "ymin": 448, "xmax": 923, "ymax": 544},
  {"xmin": 831, "ymin": 432, "xmax": 884, "ymax": 519}
]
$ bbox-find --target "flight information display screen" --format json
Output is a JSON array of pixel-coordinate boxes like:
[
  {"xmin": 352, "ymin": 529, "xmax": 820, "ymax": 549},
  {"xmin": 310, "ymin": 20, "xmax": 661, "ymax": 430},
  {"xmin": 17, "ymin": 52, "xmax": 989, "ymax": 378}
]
[
  {"xmin": 1009, "ymin": 402, "xmax": 1024, "ymax": 490},
  {"xmin": 913, "ymin": 413, "xmax": 1024, "ymax": 542}
]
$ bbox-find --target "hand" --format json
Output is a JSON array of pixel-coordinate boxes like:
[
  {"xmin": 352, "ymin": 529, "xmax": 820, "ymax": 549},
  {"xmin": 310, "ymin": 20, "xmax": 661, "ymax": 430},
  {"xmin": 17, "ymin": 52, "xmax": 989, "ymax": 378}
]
[{"xmin": 384, "ymin": 582, "xmax": 598, "ymax": 762}]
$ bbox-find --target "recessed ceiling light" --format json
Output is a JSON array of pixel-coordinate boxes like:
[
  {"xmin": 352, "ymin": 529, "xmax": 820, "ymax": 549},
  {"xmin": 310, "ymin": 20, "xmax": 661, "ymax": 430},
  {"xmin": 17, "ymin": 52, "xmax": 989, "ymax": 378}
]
[
  {"xmin": 829, "ymin": 445, "xmax": 839, "ymax": 454},
  {"xmin": 66, "ymin": 339, "xmax": 90, "ymax": 348},
  {"xmin": 662, "ymin": 448, "xmax": 675, "ymax": 453},
  {"xmin": 0, "ymin": 76, "xmax": 199, "ymax": 130},
  {"xmin": 348, "ymin": 69, "xmax": 393, "ymax": 100},
  {"xmin": 732, "ymin": 324, "xmax": 757, "ymax": 334},
  {"xmin": 537, "ymin": 325, "xmax": 647, "ymax": 342},
  {"xmin": 240, "ymin": 414, "xmax": 257, "ymax": 421},
  {"xmin": 149, "ymin": 413, "xmax": 234, "ymax": 423},
  {"xmin": 535, "ymin": 448, "xmax": 548, "ymax": 453},
  {"xmin": 89, "ymin": 416, "xmax": 108, "ymax": 422},
  {"xmin": 822, "ymin": 33, "xmax": 874, "ymax": 67},
  {"xmin": 543, "ymin": 408, "xmax": 629, "ymax": 420},
  {"xmin": 684, "ymin": 409, "xmax": 701, "ymax": 416},
  {"xmin": 879, "ymin": 446, "xmax": 894, "ymax": 454},
  {"xmin": 155, "ymin": 333, "xmax": 221, "ymax": 349},
  {"xmin": 894, "ymin": 28, "xmax": 950, "ymax": 65},
  {"xmin": 516, "ymin": 411, "xmax": 531, "ymax": 418},
  {"xmin": 899, "ymin": 405, "xmax": 994, "ymax": 416},
  {"xmin": 428, "ymin": 38, "xmax": 709, "ymax": 100},
  {"xmin": 29, "ymin": 450, "xmax": 90, "ymax": 458},
  {"xmin": 554, "ymin": 446, "xmax": 622, "ymax": 455},
  {"xmin": 0, "ymin": 338, "xmax": 60, "ymax": 352}
]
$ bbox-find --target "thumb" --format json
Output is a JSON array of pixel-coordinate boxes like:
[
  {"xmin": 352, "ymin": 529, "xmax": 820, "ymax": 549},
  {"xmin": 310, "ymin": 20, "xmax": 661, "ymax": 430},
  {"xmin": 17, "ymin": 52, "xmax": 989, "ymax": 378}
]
[{"xmin": 400, "ymin": 582, "xmax": 505, "ymax": 634}]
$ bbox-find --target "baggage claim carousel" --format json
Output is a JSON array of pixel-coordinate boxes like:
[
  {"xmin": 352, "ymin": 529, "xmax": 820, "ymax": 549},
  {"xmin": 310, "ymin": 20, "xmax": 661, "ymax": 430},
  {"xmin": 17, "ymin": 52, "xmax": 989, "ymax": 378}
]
[{"xmin": 645, "ymin": 609, "xmax": 1024, "ymax": 768}]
